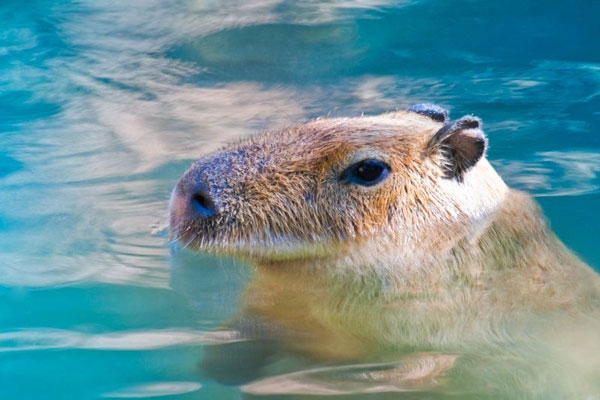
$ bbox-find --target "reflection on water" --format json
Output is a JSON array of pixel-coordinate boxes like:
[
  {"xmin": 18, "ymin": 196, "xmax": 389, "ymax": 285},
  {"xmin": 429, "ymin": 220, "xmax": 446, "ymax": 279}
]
[
  {"xmin": 1, "ymin": 0, "xmax": 599, "ymax": 398},
  {"xmin": 494, "ymin": 151, "xmax": 600, "ymax": 197},
  {"xmin": 242, "ymin": 354, "xmax": 459, "ymax": 396},
  {"xmin": 102, "ymin": 381, "xmax": 202, "ymax": 398},
  {"xmin": 0, "ymin": 328, "xmax": 250, "ymax": 352}
]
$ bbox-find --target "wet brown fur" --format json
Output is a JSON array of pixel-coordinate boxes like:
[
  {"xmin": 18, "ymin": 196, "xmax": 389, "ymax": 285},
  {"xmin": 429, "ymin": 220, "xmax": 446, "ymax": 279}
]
[{"xmin": 170, "ymin": 110, "xmax": 600, "ymax": 397}]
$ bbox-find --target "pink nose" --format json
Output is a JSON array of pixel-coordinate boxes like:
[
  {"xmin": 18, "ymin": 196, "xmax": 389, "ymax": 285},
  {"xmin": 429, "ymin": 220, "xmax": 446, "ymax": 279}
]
[{"xmin": 170, "ymin": 176, "xmax": 217, "ymax": 222}]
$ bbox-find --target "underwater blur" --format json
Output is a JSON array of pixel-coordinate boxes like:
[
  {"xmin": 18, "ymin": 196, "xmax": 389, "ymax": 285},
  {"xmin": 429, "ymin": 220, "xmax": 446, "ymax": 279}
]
[{"xmin": 1, "ymin": 0, "xmax": 599, "ymax": 398}]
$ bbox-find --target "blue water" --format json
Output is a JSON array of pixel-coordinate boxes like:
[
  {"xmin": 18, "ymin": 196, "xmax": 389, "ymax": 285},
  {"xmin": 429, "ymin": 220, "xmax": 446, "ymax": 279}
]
[{"xmin": 1, "ymin": 0, "xmax": 599, "ymax": 398}]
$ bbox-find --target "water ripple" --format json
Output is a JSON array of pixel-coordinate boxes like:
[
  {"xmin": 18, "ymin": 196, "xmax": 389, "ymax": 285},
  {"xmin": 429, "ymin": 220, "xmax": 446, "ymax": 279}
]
[
  {"xmin": 0, "ymin": 328, "xmax": 245, "ymax": 352},
  {"xmin": 494, "ymin": 151, "xmax": 600, "ymax": 197},
  {"xmin": 102, "ymin": 382, "xmax": 202, "ymax": 398}
]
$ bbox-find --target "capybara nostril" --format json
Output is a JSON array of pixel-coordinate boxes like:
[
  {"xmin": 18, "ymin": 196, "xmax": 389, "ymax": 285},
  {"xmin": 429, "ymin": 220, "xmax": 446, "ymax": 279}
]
[{"xmin": 191, "ymin": 190, "xmax": 217, "ymax": 218}]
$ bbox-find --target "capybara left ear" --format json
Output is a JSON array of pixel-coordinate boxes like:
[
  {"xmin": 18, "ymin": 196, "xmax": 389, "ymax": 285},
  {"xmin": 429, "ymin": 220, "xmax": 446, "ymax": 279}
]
[{"xmin": 427, "ymin": 115, "xmax": 487, "ymax": 182}]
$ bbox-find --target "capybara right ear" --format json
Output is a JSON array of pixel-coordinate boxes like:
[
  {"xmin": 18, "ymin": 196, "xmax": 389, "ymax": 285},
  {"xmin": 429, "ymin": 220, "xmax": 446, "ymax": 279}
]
[
  {"xmin": 426, "ymin": 116, "xmax": 487, "ymax": 182},
  {"xmin": 407, "ymin": 103, "xmax": 449, "ymax": 123}
]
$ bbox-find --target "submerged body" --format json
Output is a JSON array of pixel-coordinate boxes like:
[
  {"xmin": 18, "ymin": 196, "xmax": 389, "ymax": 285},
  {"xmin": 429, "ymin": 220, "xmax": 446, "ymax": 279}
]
[{"xmin": 170, "ymin": 105, "xmax": 600, "ymax": 398}]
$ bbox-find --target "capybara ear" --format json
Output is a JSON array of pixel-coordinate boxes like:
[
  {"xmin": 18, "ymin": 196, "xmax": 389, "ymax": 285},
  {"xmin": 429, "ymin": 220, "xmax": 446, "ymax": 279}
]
[
  {"xmin": 426, "ymin": 115, "xmax": 487, "ymax": 182},
  {"xmin": 406, "ymin": 103, "xmax": 449, "ymax": 123}
]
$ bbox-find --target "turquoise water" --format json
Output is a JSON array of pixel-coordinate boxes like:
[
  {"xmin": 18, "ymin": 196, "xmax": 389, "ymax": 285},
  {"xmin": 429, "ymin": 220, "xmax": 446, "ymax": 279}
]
[{"xmin": 1, "ymin": 0, "xmax": 599, "ymax": 398}]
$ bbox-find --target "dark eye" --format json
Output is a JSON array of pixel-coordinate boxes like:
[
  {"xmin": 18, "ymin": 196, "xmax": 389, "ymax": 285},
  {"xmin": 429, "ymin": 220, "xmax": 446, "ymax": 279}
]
[{"xmin": 340, "ymin": 159, "xmax": 391, "ymax": 186}]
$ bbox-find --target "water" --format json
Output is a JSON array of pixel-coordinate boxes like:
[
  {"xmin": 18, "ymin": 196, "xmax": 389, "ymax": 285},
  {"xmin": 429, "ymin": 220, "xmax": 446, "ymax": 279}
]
[{"xmin": 1, "ymin": 0, "xmax": 599, "ymax": 398}]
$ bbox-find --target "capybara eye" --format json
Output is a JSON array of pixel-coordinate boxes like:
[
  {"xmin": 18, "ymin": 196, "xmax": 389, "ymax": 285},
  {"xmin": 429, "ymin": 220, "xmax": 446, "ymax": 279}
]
[{"xmin": 341, "ymin": 159, "xmax": 391, "ymax": 186}]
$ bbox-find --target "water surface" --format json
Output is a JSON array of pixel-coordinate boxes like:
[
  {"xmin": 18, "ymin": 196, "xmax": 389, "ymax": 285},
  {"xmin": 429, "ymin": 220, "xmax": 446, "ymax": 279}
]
[{"xmin": 1, "ymin": 0, "xmax": 599, "ymax": 398}]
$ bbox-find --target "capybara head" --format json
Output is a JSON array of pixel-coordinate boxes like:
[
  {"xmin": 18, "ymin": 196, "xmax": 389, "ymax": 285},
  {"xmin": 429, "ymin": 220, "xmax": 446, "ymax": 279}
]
[{"xmin": 169, "ymin": 104, "xmax": 507, "ymax": 262}]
